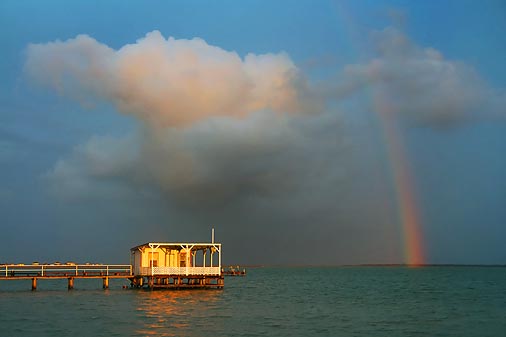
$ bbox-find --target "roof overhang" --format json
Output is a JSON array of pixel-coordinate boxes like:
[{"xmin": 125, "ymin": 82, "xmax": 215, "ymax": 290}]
[{"xmin": 130, "ymin": 242, "xmax": 221, "ymax": 251}]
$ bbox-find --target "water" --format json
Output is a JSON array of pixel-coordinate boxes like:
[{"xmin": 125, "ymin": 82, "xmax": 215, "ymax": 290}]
[{"xmin": 1, "ymin": 267, "xmax": 505, "ymax": 336}]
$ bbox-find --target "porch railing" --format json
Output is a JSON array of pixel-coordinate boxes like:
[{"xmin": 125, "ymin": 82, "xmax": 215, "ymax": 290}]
[
  {"xmin": 140, "ymin": 266, "xmax": 221, "ymax": 276},
  {"xmin": 0, "ymin": 264, "xmax": 132, "ymax": 277}
]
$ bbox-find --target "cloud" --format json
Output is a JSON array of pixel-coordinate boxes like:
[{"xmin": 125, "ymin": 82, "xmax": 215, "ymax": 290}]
[
  {"xmin": 25, "ymin": 31, "xmax": 318, "ymax": 128},
  {"xmin": 333, "ymin": 27, "xmax": 500, "ymax": 127},
  {"xmin": 27, "ymin": 31, "xmax": 328, "ymax": 207},
  {"xmin": 46, "ymin": 110, "xmax": 347, "ymax": 207},
  {"xmin": 29, "ymin": 28, "xmax": 504, "ymax": 211}
]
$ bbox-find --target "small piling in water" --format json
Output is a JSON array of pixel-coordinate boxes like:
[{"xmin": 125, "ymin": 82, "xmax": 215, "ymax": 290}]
[{"xmin": 67, "ymin": 277, "xmax": 74, "ymax": 290}]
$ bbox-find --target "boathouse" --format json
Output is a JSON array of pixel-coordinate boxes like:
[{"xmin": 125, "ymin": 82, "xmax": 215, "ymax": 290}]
[{"xmin": 129, "ymin": 241, "xmax": 223, "ymax": 289}]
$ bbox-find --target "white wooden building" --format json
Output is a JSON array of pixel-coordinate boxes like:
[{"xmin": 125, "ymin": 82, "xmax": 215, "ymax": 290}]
[{"xmin": 130, "ymin": 242, "xmax": 222, "ymax": 277}]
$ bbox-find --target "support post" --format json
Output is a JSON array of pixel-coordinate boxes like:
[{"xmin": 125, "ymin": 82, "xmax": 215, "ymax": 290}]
[
  {"xmin": 68, "ymin": 277, "xmax": 74, "ymax": 290},
  {"xmin": 103, "ymin": 277, "xmax": 109, "ymax": 289},
  {"xmin": 185, "ymin": 246, "xmax": 189, "ymax": 276},
  {"xmin": 151, "ymin": 244, "xmax": 154, "ymax": 276},
  {"xmin": 218, "ymin": 244, "xmax": 221, "ymax": 271},
  {"xmin": 31, "ymin": 277, "xmax": 37, "ymax": 291}
]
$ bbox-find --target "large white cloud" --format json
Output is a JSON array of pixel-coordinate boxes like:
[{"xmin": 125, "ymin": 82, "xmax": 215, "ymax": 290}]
[{"xmin": 25, "ymin": 31, "xmax": 317, "ymax": 127}]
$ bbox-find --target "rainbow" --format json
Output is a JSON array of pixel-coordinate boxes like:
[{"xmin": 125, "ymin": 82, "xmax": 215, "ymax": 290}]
[
  {"xmin": 374, "ymin": 95, "xmax": 425, "ymax": 265},
  {"xmin": 332, "ymin": 2, "xmax": 426, "ymax": 264}
]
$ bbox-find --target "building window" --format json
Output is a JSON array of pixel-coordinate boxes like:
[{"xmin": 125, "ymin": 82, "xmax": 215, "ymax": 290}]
[{"xmin": 148, "ymin": 252, "xmax": 159, "ymax": 267}]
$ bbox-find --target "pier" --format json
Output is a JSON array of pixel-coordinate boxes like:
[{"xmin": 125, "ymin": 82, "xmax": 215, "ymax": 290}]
[
  {"xmin": 1, "ymin": 238, "xmax": 225, "ymax": 290},
  {"xmin": 0, "ymin": 264, "xmax": 132, "ymax": 290}
]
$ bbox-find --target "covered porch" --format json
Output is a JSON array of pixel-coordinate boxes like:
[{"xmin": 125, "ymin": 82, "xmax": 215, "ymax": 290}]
[{"xmin": 131, "ymin": 242, "xmax": 222, "ymax": 277}]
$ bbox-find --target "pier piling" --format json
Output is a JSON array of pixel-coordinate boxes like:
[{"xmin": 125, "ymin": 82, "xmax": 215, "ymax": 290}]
[
  {"xmin": 102, "ymin": 277, "xmax": 109, "ymax": 289},
  {"xmin": 67, "ymin": 277, "xmax": 74, "ymax": 290},
  {"xmin": 31, "ymin": 277, "xmax": 37, "ymax": 291}
]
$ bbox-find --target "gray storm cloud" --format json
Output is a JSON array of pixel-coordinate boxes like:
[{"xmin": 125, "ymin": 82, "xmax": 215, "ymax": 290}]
[
  {"xmin": 46, "ymin": 110, "xmax": 344, "ymax": 207},
  {"xmin": 25, "ymin": 30, "xmax": 317, "ymax": 128}
]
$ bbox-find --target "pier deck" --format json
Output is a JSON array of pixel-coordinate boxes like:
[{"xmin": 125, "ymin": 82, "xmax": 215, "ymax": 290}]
[
  {"xmin": 0, "ymin": 264, "xmax": 224, "ymax": 290},
  {"xmin": 1, "ymin": 263, "xmax": 132, "ymax": 278},
  {"xmin": 1, "ymin": 238, "xmax": 226, "ymax": 290},
  {"xmin": 0, "ymin": 264, "xmax": 132, "ymax": 290}
]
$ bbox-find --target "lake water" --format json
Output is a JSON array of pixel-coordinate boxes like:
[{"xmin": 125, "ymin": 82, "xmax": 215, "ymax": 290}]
[{"xmin": 0, "ymin": 267, "xmax": 505, "ymax": 336}]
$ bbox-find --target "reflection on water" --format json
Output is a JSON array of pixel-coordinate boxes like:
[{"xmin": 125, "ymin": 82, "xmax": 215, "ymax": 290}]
[{"xmin": 135, "ymin": 290, "xmax": 223, "ymax": 336}]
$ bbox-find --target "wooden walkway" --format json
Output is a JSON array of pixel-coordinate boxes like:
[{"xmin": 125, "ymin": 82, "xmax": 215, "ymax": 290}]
[
  {"xmin": 0, "ymin": 264, "xmax": 224, "ymax": 290},
  {"xmin": 0, "ymin": 264, "xmax": 132, "ymax": 290}
]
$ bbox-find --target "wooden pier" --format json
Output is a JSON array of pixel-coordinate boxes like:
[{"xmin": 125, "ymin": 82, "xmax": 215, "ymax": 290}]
[
  {"xmin": 1, "ymin": 236, "xmax": 225, "ymax": 291},
  {"xmin": 0, "ymin": 264, "xmax": 225, "ymax": 290},
  {"xmin": 0, "ymin": 264, "xmax": 132, "ymax": 290}
]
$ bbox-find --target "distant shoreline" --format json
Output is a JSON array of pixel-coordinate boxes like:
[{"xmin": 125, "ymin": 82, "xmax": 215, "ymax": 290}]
[{"xmin": 233, "ymin": 264, "xmax": 506, "ymax": 268}]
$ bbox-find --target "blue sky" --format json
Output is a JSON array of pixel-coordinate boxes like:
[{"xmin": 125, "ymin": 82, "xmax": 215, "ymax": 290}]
[{"xmin": 0, "ymin": 0, "xmax": 505, "ymax": 265}]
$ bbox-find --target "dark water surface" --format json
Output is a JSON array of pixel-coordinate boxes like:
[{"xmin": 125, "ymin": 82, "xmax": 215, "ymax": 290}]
[{"xmin": 1, "ymin": 267, "xmax": 505, "ymax": 336}]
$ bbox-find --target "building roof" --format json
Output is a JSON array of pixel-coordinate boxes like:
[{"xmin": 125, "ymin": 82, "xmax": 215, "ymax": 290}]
[{"xmin": 130, "ymin": 242, "xmax": 221, "ymax": 251}]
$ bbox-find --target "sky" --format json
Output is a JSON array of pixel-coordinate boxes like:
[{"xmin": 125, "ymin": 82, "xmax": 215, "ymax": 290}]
[{"xmin": 0, "ymin": 0, "xmax": 505, "ymax": 265}]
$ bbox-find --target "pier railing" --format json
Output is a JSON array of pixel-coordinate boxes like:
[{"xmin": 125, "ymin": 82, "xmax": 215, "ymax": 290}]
[
  {"xmin": 0, "ymin": 264, "xmax": 132, "ymax": 278},
  {"xmin": 141, "ymin": 266, "xmax": 221, "ymax": 276}
]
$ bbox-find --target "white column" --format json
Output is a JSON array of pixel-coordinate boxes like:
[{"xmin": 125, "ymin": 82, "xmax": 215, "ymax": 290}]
[
  {"xmin": 219, "ymin": 245, "xmax": 222, "ymax": 270},
  {"xmin": 150, "ymin": 244, "xmax": 154, "ymax": 276},
  {"xmin": 185, "ymin": 245, "xmax": 189, "ymax": 276}
]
